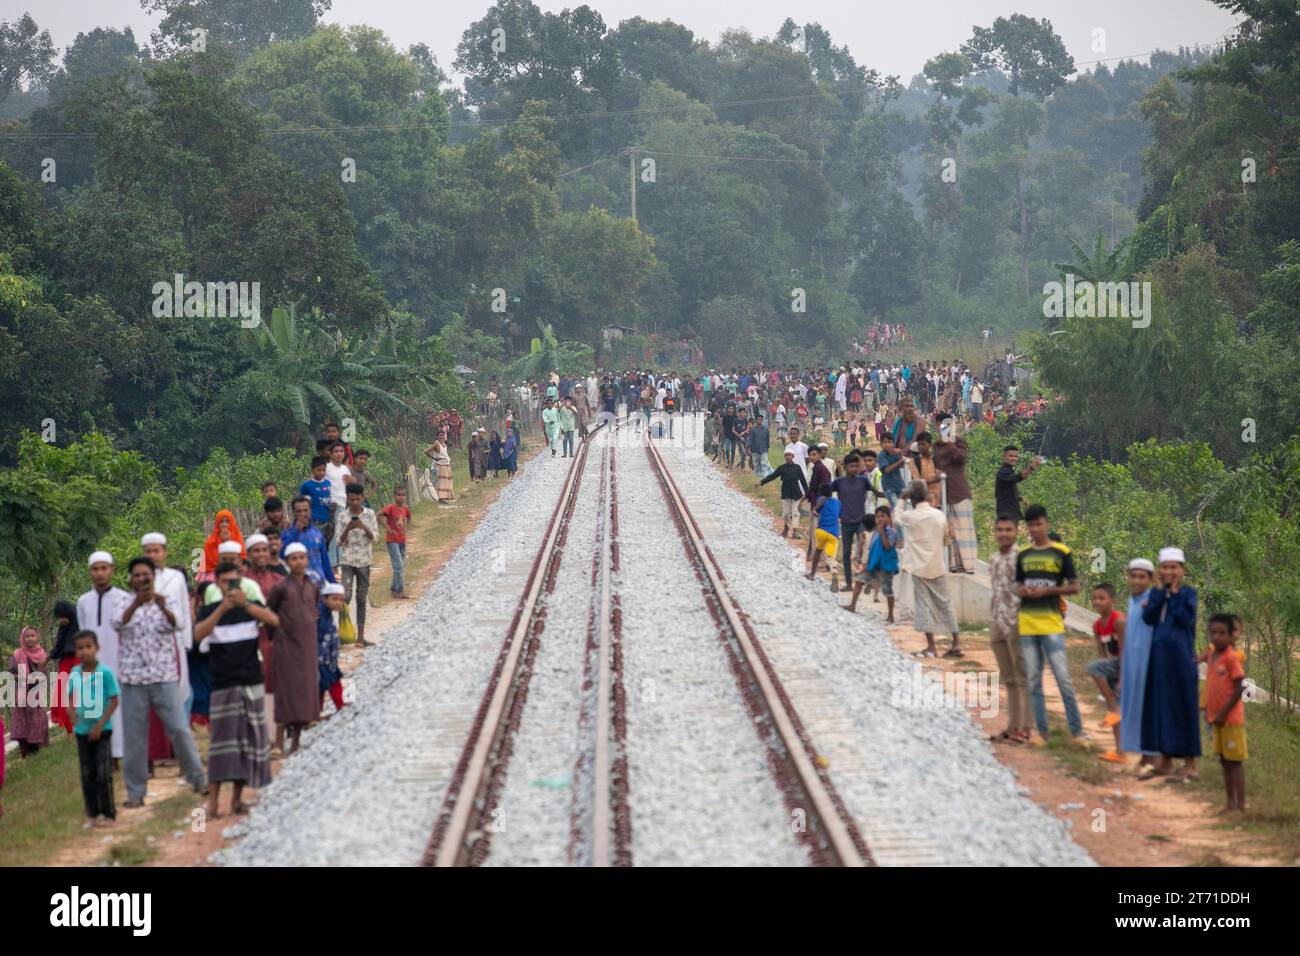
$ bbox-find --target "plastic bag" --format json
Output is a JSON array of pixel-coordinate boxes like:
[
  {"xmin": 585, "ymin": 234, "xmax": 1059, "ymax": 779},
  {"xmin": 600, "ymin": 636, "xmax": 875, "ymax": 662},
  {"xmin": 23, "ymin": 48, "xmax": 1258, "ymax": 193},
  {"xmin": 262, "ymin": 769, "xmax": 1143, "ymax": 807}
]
[{"xmin": 338, "ymin": 602, "xmax": 357, "ymax": 644}]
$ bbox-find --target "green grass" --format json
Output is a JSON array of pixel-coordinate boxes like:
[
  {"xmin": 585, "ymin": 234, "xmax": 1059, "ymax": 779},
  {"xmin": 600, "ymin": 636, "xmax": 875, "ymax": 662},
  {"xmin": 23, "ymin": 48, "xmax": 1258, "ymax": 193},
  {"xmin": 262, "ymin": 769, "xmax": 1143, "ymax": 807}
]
[
  {"xmin": 0, "ymin": 733, "xmax": 90, "ymax": 865},
  {"xmin": 101, "ymin": 790, "xmax": 199, "ymax": 866},
  {"xmin": 1059, "ymin": 633, "xmax": 1300, "ymax": 858}
]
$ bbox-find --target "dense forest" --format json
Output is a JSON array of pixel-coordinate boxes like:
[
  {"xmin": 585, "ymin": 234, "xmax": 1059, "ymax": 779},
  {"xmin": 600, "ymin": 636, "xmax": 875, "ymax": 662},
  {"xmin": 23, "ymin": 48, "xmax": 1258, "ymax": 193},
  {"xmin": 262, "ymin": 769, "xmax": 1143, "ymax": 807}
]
[{"xmin": 0, "ymin": 0, "xmax": 1296, "ymax": 470}]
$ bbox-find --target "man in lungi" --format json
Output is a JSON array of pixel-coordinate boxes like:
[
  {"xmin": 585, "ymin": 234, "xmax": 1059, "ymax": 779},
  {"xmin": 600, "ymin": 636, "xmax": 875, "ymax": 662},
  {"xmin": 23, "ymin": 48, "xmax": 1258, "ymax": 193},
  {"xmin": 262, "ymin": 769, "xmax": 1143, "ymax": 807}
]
[
  {"xmin": 933, "ymin": 416, "xmax": 976, "ymax": 573},
  {"xmin": 895, "ymin": 480, "xmax": 962, "ymax": 659},
  {"xmin": 194, "ymin": 559, "xmax": 280, "ymax": 818}
]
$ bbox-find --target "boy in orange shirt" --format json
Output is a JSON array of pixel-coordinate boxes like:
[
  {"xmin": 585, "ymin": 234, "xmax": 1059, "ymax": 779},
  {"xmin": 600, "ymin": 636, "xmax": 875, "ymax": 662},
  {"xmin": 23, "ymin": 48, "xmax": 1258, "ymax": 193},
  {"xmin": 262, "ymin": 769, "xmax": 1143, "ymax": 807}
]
[{"xmin": 1203, "ymin": 613, "xmax": 1247, "ymax": 811}]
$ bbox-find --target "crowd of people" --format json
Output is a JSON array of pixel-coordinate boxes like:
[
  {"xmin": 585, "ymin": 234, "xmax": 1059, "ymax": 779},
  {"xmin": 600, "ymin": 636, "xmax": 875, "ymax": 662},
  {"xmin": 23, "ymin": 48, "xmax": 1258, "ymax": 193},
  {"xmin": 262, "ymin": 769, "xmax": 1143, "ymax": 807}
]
[
  {"xmin": 683, "ymin": 361, "xmax": 1245, "ymax": 811},
  {"xmin": 0, "ymin": 426, "xmax": 414, "ymax": 824},
  {"xmin": 850, "ymin": 321, "xmax": 909, "ymax": 355},
  {"xmin": 2, "ymin": 359, "xmax": 1247, "ymax": 828}
]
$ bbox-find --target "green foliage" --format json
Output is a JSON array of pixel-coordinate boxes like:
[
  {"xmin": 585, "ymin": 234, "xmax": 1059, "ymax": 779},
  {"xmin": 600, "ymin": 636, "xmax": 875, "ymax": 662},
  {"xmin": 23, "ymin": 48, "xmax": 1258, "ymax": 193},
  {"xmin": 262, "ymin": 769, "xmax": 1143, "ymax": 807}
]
[{"xmin": 0, "ymin": 434, "xmax": 152, "ymax": 623}]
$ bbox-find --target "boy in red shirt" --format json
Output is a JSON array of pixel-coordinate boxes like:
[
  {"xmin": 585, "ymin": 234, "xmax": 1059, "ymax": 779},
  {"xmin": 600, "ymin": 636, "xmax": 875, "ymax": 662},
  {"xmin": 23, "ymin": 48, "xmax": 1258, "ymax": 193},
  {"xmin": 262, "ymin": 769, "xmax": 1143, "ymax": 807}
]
[
  {"xmin": 379, "ymin": 487, "xmax": 412, "ymax": 600},
  {"xmin": 1085, "ymin": 583, "xmax": 1125, "ymax": 763},
  {"xmin": 1203, "ymin": 613, "xmax": 1247, "ymax": 811}
]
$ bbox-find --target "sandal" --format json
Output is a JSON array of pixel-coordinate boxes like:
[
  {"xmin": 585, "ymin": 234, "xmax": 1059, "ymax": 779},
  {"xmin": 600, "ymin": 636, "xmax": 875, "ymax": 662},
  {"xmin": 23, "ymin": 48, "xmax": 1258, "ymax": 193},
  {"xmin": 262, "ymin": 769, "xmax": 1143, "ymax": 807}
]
[
  {"xmin": 988, "ymin": 730, "xmax": 1014, "ymax": 744},
  {"xmin": 911, "ymin": 649, "xmax": 936, "ymax": 659},
  {"xmin": 943, "ymin": 647, "xmax": 965, "ymax": 658}
]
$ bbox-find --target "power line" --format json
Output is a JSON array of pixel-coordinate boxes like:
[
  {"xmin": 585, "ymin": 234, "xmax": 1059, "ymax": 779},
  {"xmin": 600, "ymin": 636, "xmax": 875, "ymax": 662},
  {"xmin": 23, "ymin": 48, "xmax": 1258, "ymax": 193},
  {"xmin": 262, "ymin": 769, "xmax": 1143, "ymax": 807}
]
[
  {"xmin": 558, "ymin": 152, "xmax": 622, "ymax": 178},
  {"xmin": 0, "ymin": 38, "xmax": 1229, "ymax": 141}
]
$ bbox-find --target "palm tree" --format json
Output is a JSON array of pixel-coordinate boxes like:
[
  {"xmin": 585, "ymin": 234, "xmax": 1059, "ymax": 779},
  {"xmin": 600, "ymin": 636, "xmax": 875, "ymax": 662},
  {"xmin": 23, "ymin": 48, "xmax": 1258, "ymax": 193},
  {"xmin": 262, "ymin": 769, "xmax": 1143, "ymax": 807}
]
[
  {"xmin": 242, "ymin": 305, "xmax": 418, "ymax": 445},
  {"xmin": 1054, "ymin": 232, "xmax": 1132, "ymax": 284},
  {"xmin": 505, "ymin": 319, "xmax": 592, "ymax": 381}
]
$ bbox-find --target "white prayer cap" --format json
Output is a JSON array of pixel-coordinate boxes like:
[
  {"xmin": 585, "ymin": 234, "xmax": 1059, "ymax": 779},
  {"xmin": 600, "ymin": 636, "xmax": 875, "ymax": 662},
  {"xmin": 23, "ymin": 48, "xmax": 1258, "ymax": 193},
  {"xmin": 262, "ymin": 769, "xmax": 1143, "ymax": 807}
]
[
  {"xmin": 217, "ymin": 541, "xmax": 242, "ymax": 555},
  {"xmin": 321, "ymin": 582, "xmax": 345, "ymax": 596},
  {"xmin": 140, "ymin": 532, "xmax": 167, "ymax": 547},
  {"xmin": 245, "ymin": 534, "xmax": 269, "ymax": 549},
  {"xmin": 283, "ymin": 542, "xmax": 308, "ymax": 556},
  {"xmin": 88, "ymin": 550, "xmax": 114, "ymax": 567},
  {"xmin": 1158, "ymin": 547, "xmax": 1186, "ymax": 565},
  {"xmin": 1128, "ymin": 558, "xmax": 1155, "ymax": 573}
]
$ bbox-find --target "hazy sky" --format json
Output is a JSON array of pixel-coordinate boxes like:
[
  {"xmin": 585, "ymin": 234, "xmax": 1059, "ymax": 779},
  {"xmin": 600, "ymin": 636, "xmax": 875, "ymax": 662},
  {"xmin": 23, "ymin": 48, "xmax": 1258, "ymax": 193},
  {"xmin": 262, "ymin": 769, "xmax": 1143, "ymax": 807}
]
[{"xmin": 14, "ymin": 0, "xmax": 1241, "ymax": 84}]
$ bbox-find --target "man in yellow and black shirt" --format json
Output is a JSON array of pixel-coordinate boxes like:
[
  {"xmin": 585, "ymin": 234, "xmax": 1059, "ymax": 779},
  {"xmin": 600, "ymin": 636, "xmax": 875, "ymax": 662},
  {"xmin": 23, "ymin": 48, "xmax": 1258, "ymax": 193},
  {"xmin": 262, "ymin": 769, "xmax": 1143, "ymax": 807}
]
[{"xmin": 1015, "ymin": 504, "xmax": 1086, "ymax": 745}]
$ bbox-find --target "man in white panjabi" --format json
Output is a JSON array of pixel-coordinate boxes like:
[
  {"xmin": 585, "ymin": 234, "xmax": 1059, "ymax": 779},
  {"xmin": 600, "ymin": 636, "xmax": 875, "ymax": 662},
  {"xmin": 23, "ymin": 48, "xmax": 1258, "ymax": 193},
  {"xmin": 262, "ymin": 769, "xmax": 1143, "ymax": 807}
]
[{"xmin": 77, "ymin": 550, "xmax": 131, "ymax": 759}]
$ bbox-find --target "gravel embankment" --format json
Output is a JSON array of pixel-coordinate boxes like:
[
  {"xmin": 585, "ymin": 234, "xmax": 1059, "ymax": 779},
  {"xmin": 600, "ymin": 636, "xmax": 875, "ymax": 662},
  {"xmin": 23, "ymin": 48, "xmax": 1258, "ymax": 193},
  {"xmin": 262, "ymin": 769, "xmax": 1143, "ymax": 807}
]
[{"xmin": 656, "ymin": 433, "xmax": 1092, "ymax": 867}]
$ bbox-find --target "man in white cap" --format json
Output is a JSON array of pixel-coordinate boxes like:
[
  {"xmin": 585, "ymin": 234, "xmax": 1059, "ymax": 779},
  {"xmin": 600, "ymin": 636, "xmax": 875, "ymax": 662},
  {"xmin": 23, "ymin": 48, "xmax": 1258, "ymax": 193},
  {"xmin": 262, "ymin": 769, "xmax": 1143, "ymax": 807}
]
[
  {"xmin": 265, "ymin": 541, "xmax": 322, "ymax": 754},
  {"xmin": 1119, "ymin": 557, "xmax": 1158, "ymax": 770},
  {"xmin": 1139, "ymin": 546, "xmax": 1201, "ymax": 779},
  {"xmin": 77, "ymin": 551, "xmax": 131, "ymax": 760}
]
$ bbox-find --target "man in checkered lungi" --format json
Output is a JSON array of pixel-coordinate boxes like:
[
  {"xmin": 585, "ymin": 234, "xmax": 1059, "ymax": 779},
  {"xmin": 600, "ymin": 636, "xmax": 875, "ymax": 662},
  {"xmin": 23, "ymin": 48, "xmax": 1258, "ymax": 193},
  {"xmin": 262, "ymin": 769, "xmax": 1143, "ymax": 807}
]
[
  {"xmin": 933, "ymin": 416, "xmax": 976, "ymax": 574},
  {"xmin": 193, "ymin": 560, "xmax": 279, "ymax": 818}
]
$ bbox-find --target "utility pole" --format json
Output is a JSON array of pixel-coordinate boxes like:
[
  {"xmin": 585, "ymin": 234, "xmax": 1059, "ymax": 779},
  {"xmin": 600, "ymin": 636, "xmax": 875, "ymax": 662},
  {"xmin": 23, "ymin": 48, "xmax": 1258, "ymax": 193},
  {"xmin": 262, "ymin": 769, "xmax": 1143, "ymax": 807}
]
[{"xmin": 628, "ymin": 146, "xmax": 637, "ymax": 223}]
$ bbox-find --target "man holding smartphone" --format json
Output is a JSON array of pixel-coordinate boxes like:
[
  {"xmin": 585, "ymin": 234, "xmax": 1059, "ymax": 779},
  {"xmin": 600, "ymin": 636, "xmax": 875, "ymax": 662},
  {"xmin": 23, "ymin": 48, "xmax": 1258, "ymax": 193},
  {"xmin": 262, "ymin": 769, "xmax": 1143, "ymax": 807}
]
[
  {"xmin": 994, "ymin": 445, "xmax": 1043, "ymax": 522},
  {"xmin": 335, "ymin": 483, "xmax": 379, "ymax": 647}
]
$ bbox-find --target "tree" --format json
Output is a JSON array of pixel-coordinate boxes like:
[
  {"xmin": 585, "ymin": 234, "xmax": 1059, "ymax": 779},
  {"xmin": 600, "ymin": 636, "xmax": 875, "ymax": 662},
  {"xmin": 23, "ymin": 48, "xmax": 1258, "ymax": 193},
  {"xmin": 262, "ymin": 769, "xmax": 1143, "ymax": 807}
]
[
  {"xmin": 1053, "ymin": 232, "xmax": 1133, "ymax": 284},
  {"xmin": 233, "ymin": 306, "xmax": 422, "ymax": 448},
  {"xmin": 0, "ymin": 13, "xmax": 55, "ymax": 105},
  {"xmin": 0, "ymin": 433, "xmax": 152, "ymax": 620},
  {"xmin": 455, "ymin": 0, "xmax": 620, "ymax": 155},
  {"xmin": 141, "ymin": 0, "xmax": 332, "ymax": 58},
  {"xmin": 1245, "ymin": 241, "xmax": 1300, "ymax": 336},
  {"xmin": 962, "ymin": 14, "xmax": 1075, "ymax": 100},
  {"xmin": 505, "ymin": 319, "xmax": 593, "ymax": 380}
]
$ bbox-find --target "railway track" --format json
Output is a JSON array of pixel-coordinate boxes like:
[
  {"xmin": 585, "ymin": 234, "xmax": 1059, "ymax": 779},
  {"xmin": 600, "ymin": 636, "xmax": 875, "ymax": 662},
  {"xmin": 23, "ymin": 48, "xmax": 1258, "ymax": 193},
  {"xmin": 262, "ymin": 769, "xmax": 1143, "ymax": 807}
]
[
  {"xmin": 568, "ymin": 424, "xmax": 631, "ymax": 866},
  {"xmin": 423, "ymin": 423, "xmax": 604, "ymax": 867},
  {"xmin": 643, "ymin": 436, "xmax": 874, "ymax": 867},
  {"xmin": 425, "ymin": 417, "xmax": 871, "ymax": 867}
]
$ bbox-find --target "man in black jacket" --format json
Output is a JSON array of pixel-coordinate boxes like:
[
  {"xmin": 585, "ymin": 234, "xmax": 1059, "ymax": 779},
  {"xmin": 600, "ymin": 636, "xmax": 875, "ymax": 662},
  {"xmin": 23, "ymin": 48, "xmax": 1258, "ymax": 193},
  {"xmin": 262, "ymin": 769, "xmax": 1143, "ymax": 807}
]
[{"xmin": 759, "ymin": 449, "xmax": 809, "ymax": 537}]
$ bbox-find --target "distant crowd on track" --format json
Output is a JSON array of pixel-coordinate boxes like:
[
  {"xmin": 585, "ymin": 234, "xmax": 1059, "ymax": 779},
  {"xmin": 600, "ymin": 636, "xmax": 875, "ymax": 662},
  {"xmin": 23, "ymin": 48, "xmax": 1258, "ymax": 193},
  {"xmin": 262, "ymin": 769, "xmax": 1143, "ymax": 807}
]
[{"xmin": 1, "ymin": 427, "xmax": 417, "ymax": 825}]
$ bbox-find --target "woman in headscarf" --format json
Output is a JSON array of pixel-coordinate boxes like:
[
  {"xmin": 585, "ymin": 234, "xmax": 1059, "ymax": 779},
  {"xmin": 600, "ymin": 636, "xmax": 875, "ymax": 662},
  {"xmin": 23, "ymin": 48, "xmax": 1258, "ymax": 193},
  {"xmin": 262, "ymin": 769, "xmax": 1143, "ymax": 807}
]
[
  {"xmin": 468, "ymin": 428, "xmax": 488, "ymax": 482},
  {"xmin": 7, "ymin": 625, "xmax": 49, "ymax": 757},
  {"xmin": 424, "ymin": 430, "xmax": 455, "ymax": 501},
  {"xmin": 488, "ymin": 430, "xmax": 504, "ymax": 477},
  {"xmin": 202, "ymin": 509, "xmax": 245, "ymax": 580},
  {"xmin": 49, "ymin": 600, "xmax": 80, "ymax": 734},
  {"xmin": 187, "ymin": 510, "xmax": 245, "ymax": 736},
  {"xmin": 502, "ymin": 426, "xmax": 519, "ymax": 477}
]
